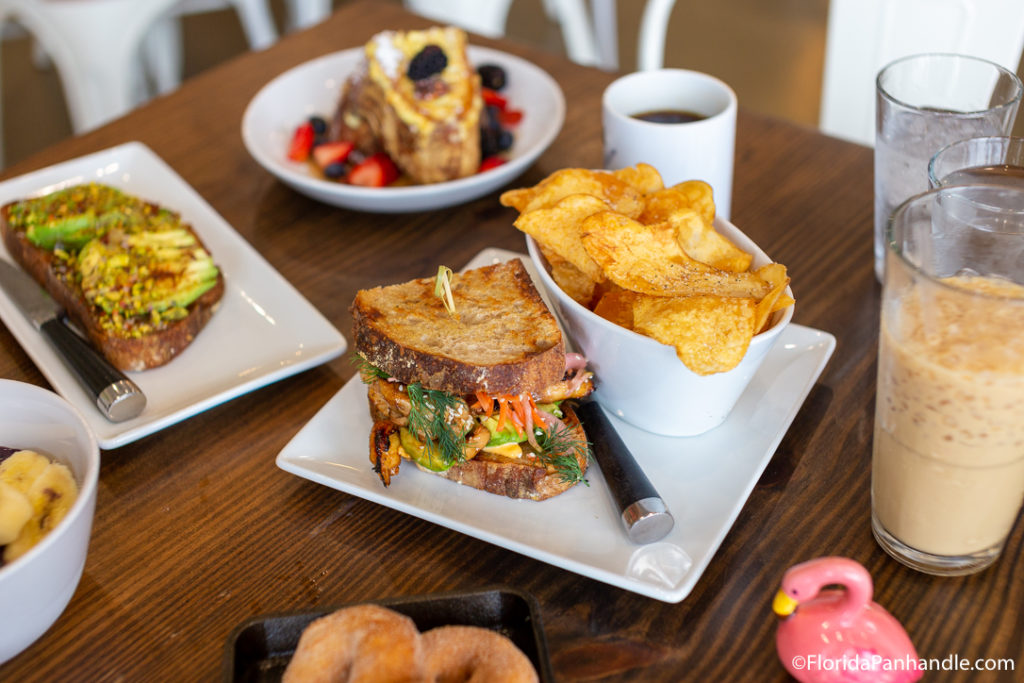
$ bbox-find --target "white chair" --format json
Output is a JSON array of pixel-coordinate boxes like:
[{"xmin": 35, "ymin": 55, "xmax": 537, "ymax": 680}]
[
  {"xmin": 283, "ymin": 0, "xmax": 332, "ymax": 31},
  {"xmin": 143, "ymin": 0, "xmax": 280, "ymax": 99},
  {"xmin": 0, "ymin": 0, "xmax": 183, "ymax": 134},
  {"xmin": 0, "ymin": 0, "xmax": 289, "ymax": 135},
  {"xmin": 635, "ymin": 0, "xmax": 675, "ymax": 72},
  {"xmin": 820, "ymin": 0, "xmax": 1024, "ymax": 146},
  {"xmin": 402, "ymin": 0, "xmax": 605, "ymax": 68}
]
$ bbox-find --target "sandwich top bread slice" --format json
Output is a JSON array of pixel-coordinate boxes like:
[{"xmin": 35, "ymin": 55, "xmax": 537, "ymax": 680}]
[
  {"xmin": 0, "ymin": 183, "xmax": 224, "ymax": 371},
  {"xmin": 331, "ymin": 26, "xmax": 483, "ymax": 184},
  {"xmin": 351, "ymin": 259, "xmax": 594, "ymax": 500}
]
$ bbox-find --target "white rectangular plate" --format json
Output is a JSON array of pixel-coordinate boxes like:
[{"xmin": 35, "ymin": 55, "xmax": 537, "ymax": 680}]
[
  {"xmin": 277, "ymin": 249, "xmax": 835, "ymax": 603},
  {"xmin": 0, "ymin": 142, "xmax": 347, "ymax": 449}
]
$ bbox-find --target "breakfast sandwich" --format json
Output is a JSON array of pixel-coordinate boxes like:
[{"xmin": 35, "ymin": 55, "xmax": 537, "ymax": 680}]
[{"xmin": 350, "ymin": 260, "xmax": 593, "ymax": 500}]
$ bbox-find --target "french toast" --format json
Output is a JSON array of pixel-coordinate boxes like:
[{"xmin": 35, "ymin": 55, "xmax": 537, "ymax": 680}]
[
  {"xmin": 331, "ymin": 26, "xmax": 483, "ymax": 184},
  {"xmin": 352, "ymin": 260, "xmax": 594, "ymax": 500},
  {"xmin": 0, "ymin": 183, "xmax": 224, "ymax": 371}
]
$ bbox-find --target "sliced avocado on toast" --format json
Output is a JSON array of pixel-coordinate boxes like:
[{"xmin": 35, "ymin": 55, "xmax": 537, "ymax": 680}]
[{"xmin": 6, "ymin": 182, "xmax": 220, "ymax": 337}]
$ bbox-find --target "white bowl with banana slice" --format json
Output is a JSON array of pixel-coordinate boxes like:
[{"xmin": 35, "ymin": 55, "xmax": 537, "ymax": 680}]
[{"xmin": 0, "ymin": 380, "xmax": 99, "ymax": 664}]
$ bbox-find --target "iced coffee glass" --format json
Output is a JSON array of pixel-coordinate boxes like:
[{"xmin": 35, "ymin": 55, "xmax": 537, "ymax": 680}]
[{"xmin": 873, "ymin": 184, "xmax": 1024, "ymax": 576}]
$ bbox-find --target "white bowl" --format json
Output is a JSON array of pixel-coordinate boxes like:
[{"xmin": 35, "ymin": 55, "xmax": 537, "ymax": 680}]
[
  {"xmin": 242, "ymin": 45, "xmax": 565, "ymax": 213},
  {"xmin": 526, "ymin": 218, "xmax": 793, "ymax": 437},
  {"xmin": 0, "ymin": 380, "xmax": 99, "ymax": 664}
]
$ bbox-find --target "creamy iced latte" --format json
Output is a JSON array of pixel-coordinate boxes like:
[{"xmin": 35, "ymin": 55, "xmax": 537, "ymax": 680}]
[{"xmin": 873, "ymin": 274, "xmax": 1024, "ymax": 573}]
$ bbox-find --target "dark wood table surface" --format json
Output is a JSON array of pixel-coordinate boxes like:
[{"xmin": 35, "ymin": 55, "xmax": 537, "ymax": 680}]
[{"xmin": 1, "ymin": 2, "xmax": 1021, "ymax": 681}]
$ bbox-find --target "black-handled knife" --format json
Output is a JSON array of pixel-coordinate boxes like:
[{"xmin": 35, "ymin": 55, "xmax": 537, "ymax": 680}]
[
  {"xmin": 0, "ymin": 260, "xmax": 146, "ymax": 422},
  {"xmin": 574, "ymin": 396, "xmax": 674, "ymax": 544}
]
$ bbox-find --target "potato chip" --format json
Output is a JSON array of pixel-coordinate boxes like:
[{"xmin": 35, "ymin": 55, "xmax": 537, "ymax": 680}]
[
  {"xmin": 499, "ymin": 168, "xmax": 645, "ymax": 217},
  {"xmin": 541, "ymin": 244, "xmax": 599, "ymax": 307},
  {"xmin": 580, "ymin": 212, "xmax": 769, "ymax": 298},
  {"xmin": 633, "ymin": 295, "xmax": 757, "ymax": 375},
  {"xmin": 611, "ymin": 163, "xmax": 664, "ymax": 195},
  {"xmin": 502, "ymin": 164, "xmax": 795, "ymax": 375},
  {"xmin": 756, "ymin": 263, "xmax": 795, "ymax": 316},
  {"xmin": 661, "ymin": 208, "xmax": 753, "ymax": 273},
  {"xmin": 514, "ymin": 194, "xmax": 609, "ymax": 282},
  {"xmin": 592, "ymin": 290, "xmax": 637, "ymax": 329},
  {"xmin": 753, "ymin": 263, "xmax": 792, "ymax": 333},
  {"xmin": 641, "ymin": 181, "xmax": 715, "ymax": 226}
]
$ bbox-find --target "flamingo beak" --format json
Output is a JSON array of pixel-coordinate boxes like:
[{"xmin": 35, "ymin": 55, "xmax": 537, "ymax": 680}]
[{"xmin": 772, "ymin": 589, "xmax": 798, "ymax": 617}]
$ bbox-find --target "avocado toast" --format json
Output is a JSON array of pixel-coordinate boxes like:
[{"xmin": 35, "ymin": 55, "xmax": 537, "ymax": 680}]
[{"xmin": 0, "ymin": 183, "xmax": 224, "ymax": 371}]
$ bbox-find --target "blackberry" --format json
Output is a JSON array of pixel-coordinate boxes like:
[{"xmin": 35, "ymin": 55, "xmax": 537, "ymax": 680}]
[
  {"xmin": 477, "ymin": 64, "xmax": 507, "ymax": 91},
  {"xmin": 407, "ymin": 45, "xmax": 448, "ymax": 81}
]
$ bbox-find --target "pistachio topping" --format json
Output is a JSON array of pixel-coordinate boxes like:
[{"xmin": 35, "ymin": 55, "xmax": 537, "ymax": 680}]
[{"xmin": 7, "ymin": 182, "xmax": 220, "ymax": 338}]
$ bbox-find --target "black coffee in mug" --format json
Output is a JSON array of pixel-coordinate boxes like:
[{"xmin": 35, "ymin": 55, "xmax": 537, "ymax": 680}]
[{"xmin": 631, "ymin": 109, "xmax": 706, "ymax": 124}]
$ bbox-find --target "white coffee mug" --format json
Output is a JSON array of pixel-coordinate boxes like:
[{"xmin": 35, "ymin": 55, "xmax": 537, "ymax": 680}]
[{"xmin": 602, "ymin": 69, "xmax": 737, "ymax": 219}]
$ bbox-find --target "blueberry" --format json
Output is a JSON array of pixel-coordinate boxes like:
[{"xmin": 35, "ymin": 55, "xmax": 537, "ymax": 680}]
[
  {"xmin": 497, "ymin": 129, "xmax": 514, "ymax": 152},
  {"xmin": 407, "ymin": 45, "xmax": 448, "ymax": 81},
  {"xmin": 478, "ymin": 64, "xmax": 507, "ymax": 91},
  {"xmin": 480, "ymin": 105, "xmax": 505, "ymax": 157},
  {"xmin": 480, "ymin": 128, "xmax": 500, "ymax": 158},
  {"xmin": 323, "ymin": 161, "xmax": 347, "ymax": 179},
  {"xmin": 482, "ymin": 104, "xmax": 502, "ymax": 130},
  {"xmin": 308, "ymin": 116, "xmax": 328, "ymax": 136}
]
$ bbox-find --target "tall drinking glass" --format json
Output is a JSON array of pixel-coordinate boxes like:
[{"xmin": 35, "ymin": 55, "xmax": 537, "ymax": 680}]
[
  {"xmin": 928, "ymin": 135, "xmax": 1024, "ymax": 189},
  {"xmin": 874, "ymin": 54, "xmax": 1022, "ymax": 281},
  {"xmin": 873, "ymin": 184, "xmax": 1024, "ymax": 575}
]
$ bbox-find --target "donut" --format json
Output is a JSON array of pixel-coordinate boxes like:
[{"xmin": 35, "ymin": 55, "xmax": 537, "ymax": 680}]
[
  {"xmin": 421, "ymin": 625, "xmax": 538, "ymax": 683},
  {"xmin": 282, "ymin": 604, "xmax": 426, "ymax": 683}
]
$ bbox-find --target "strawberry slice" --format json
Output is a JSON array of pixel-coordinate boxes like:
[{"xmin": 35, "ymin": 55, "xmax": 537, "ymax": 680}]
[
  {"xmin": 287, "ymin": 122, "xmax": 315, "ymax": 162},
  {"xmin": 482, "ymin": 88, "xmax": 508, "ymax": 108},
  {"xmin": 347, "ymin": 153, "xmax": 400, "ymax": 187},
  {"xmin": 312, "ymin": 141, "xmax": 354, "ymax": 168},
  {"xmin": 500, "ymin": 108, "xmax": 523, "ymax": 127},
  {"xmin": 478, "ymin": 157, "xmax": 506, "ymax": 172}
]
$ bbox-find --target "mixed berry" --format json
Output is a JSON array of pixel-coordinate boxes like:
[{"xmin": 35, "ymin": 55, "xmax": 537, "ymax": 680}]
[{"xmin": 286, "ymin": 54, "xmax": 522, "ymax": 188}]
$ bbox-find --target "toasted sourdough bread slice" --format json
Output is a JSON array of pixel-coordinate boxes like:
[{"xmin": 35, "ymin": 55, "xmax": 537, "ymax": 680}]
[
  {"xmin": 351, "ymin": 259, "xmax": 565, "ymax": 396},
  {"xmin": 0, "ymin": 185, "xmax": 224, "ymax": 371},
  {"xmin": 332, "ymin": 26, "xmax": 483, "ymax": 184}
]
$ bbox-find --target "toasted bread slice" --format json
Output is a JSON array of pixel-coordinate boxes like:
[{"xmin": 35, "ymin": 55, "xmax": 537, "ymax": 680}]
[
  {"xmin": 0, "ymin": 184, "xmax": 224, "ymax": 372},
  {"xmin": 332, "ymin": 27, "xmax": 483, "ymax": 184},
  {"xmin": 352, "ymin": 260, "xmax": 565, "ymax": 396},
  {"xmin": 426, "ymin": 404, "xmax": 588, "ymax": 500}
]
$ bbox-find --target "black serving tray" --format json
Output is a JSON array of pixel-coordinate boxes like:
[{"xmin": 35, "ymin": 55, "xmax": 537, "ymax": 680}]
[{"xmin": 223, "ymin": 587, "xmax": 553, "ymax": 682}]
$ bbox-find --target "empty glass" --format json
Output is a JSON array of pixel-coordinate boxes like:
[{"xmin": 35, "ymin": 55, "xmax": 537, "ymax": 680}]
[
  {"xmin": 874, "ymin": 54, "xmax": 1022, "ymax": 281},
  {"xmin": 928, "ymin": 135, "xmax": 1024, "ymax": 189}
]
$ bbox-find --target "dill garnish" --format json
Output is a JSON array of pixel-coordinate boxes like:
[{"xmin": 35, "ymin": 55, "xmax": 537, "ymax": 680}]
[
  {"xmin": 351, "ymin": 353, "xmax": 390, "ymax": 383},
  {"xmin": 406, "ymin": 383, "xmax": 466, "ymax": 466},
  {"xmin": 535, "ymin": 422, "xmax": 590, "ymax": 485}
]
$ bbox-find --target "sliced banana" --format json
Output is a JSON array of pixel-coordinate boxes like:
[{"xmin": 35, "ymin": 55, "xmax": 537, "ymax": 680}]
[
  {"xmin": 2, "ymin": 458, "xmax": 79, "ymax": 563},
  {"xmin": 0, "ymin": 449, "xmax": 51, "ymax": 491},
  {"xmin": 0, "ymin": 482, "xmax": 32, "ymax": 545}
]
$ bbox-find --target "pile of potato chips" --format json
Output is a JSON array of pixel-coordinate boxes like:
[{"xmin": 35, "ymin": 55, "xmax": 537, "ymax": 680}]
[{"xmin": 500, "ymin": 164, "xmax": 794, "ymax": 375}]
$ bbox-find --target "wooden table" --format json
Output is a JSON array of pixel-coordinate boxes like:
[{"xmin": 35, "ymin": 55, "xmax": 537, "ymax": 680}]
[{"xmin": 1, "ymin": 2, "xmax": 1021, "ymax": 680}]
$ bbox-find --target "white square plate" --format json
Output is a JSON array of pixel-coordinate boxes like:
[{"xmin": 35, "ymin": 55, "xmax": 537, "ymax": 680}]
[
  {"xmin": 277, "ymin": 248, "xmax": 835, "ymax": 603},
  {"xmin": 0, "ymin": 142, "xmax": 347, "ymax": 449}
]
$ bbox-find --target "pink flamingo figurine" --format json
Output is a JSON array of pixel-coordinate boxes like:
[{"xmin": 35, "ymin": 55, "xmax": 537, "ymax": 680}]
[{"xmin": 773, "ymin": 557, "xmax": 922, "ymax": 682}]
